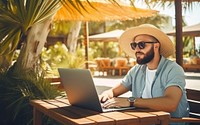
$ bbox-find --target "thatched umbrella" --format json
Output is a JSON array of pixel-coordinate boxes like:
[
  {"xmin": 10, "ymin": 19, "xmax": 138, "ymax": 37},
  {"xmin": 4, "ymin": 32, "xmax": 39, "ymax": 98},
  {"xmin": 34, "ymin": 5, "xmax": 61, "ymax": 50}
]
[
  {"xmin": 54, "ymin": 1, "xmax": 157, "ymax": 21},
  {"xmin": 54, "ymin": 0, "xmax": 158, "ymax": 68}
]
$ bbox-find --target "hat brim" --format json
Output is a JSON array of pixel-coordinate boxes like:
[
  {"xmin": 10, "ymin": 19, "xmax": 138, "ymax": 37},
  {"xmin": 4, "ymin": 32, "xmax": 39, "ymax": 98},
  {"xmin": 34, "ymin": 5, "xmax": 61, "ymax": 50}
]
[{"xmin": 119, "ymin": 26, "xmax": 175, "ymax": 58}]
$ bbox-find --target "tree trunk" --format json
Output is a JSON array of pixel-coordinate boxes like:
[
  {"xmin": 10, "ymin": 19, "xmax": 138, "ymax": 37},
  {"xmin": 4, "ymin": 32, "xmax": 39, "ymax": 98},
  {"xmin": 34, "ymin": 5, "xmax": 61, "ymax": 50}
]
[
  {"xmin": 66, "ymin": 21, "xmax": 82, "ymax": 53},
  {"xmin": 13, "ymin": 18, "xmax": 52, "ymax": 73}
]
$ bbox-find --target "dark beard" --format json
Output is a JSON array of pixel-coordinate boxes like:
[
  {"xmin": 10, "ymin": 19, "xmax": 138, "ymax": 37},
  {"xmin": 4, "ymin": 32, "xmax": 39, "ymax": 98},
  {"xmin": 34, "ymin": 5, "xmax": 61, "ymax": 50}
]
[{"xmin": 136, "ymin": 46, "xmax": 154, "ymax": 64}]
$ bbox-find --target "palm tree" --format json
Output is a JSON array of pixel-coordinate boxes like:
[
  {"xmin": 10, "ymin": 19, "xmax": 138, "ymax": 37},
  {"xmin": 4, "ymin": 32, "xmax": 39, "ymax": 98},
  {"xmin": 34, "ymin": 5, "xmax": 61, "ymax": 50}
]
[
  {"xmin": 0, "ymin": 1, "xmax": 63, "ymax": 124},
  {"xmin": 0, "ymin": 0, "xmax": 61, "ymax": 72},
  {"xmin": 0, "ymin": 0, "xmax": 130, "ymax": 75}
]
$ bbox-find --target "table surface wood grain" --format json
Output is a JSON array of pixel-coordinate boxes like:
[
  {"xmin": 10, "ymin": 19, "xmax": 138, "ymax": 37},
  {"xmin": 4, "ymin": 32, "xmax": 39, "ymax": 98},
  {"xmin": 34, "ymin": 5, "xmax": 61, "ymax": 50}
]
[{"xmin": 31, "ymin": 98, "xmax": 170, "ymax": 125}]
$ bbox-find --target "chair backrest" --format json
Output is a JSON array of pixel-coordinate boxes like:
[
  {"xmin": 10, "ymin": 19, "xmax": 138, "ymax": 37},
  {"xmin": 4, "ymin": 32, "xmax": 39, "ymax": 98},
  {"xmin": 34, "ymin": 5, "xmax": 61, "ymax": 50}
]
[
  {"xmin": 186, "ymin": 89, "xmax": 200, "ymax": 119},
  {"xmin": 114, "ymin": 58, "xmax": 127, "ymax": 67},
  {"xmin": 95, "ymin": 58, "xmax": 111, "ymax": 68}
]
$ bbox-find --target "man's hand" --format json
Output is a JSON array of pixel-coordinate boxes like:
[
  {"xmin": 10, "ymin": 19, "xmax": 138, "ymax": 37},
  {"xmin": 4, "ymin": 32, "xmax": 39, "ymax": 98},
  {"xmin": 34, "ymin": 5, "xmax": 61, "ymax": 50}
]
[
  {"xmin": 99, "ymin": 90, "xmax": 113, "ymax": 103},
  {"xmin": 102, "ymin": 97, "xmax": 130, "ymax": 108},
  {"xmin": 99, "ymin": 83, "xmax": 129, "ymax": 103}
]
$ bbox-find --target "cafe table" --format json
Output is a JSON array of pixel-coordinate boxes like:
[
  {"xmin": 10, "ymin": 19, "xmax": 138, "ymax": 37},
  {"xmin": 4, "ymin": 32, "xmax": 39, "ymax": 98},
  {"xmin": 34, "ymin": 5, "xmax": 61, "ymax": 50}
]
[{"xmin": 30, "ymin": 98, "xmax": 170, "ymax": 125}]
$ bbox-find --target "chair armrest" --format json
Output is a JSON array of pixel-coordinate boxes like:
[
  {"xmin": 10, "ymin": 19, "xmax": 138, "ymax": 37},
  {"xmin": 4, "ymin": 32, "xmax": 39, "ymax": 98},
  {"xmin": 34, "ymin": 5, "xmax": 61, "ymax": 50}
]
[{"xmin": 170, "ymin": 117, "xmax": 200, "ymax": 123}]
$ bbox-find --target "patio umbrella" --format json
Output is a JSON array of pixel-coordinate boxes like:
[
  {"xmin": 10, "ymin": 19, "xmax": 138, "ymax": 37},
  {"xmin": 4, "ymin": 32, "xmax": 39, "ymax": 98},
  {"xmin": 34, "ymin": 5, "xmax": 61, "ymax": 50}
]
[
  {"xmin": 166, "ymin": 23, "xmax": 200, "ymax": 56},
  {"xmin": 89, "ymin": 29, "xmax": 124, "ymax": 42},
  {"xmin": 53, "ymin": 0, "xmax": 158, "ymax": 68},
  {"xmin": 166, "ymin": 23, "xmax": 200, "ymax": 37}
]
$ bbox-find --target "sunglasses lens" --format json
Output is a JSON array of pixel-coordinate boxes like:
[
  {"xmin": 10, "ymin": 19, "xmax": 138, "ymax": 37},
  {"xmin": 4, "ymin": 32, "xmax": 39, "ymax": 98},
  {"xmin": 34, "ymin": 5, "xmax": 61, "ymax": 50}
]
[
  {"xmin": 130, "ymin": 43, "xmax": 136, "ymax": 50},
  {"xmin": 130, "ymin": 42, "xmax": 146, "ymax": 50},
  {"xmin": 138, "ymin": 42, "xmax": 145, "ymax": 49}
]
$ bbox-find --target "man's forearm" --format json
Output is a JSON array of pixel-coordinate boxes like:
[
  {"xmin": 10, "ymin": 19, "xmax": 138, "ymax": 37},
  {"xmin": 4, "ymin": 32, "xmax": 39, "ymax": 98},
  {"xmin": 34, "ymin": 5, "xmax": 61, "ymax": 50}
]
[
  {"xmin": 112, "ymin": 83, "xmax": 129, "ymax": 97},
  {"xmin": 134, "ymin": 96, "xmax": 180, "ymax": 112},
  {"xmin": 134, "ymin": 86, "xmax": 182, "ymax": 112}
]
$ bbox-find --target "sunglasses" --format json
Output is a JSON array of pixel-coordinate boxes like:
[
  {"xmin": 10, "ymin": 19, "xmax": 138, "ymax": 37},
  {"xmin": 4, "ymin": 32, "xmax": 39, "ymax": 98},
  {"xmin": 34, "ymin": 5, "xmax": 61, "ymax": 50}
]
[{"xmin": 130, "ymin": 41, "xmax": 158, "ymax": 50}]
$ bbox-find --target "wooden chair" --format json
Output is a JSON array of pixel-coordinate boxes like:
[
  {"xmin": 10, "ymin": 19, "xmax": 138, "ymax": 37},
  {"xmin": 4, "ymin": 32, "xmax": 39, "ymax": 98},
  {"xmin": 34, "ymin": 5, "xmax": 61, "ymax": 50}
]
[
  {"xmin": 114, "ymin": 58, "xmax": 127, "ymax": 67},
  {"xmin": 170, "ymin": 89, "xmax": 200, "ymax": 125},
  {"xmin": 113, "ymin": 58, "xmax": 130, "ymax": 76},
  {"xmin": 95, "ymin": 58, "xmax": 113, "ymax": 76}
]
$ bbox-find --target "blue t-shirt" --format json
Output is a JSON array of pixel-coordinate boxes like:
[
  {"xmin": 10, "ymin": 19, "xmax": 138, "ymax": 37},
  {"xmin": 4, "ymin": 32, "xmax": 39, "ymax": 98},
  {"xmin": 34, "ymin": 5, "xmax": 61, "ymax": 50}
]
[{"xmin": 121, "ymin": 56, "xmax": 189, "ymax": 118}]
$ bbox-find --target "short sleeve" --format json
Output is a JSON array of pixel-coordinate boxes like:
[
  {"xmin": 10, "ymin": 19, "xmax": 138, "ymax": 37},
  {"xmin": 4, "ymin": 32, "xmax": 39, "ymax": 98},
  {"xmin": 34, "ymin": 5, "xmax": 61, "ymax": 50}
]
[
  {"xmin": 164, "ymin": 63, "xmax": 186, "ymax": 92},
  {"xmin": 121, "ymin": 68, "xmax": 133, "ymax": 91}
]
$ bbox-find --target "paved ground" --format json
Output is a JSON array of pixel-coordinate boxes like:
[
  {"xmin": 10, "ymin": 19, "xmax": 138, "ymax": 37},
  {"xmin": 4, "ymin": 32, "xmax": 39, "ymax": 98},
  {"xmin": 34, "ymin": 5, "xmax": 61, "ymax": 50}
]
[
  {"xmin": 93, "ymin": 72, "xmax": 200, "ymax": 97},
  {"xmin": 184, "ymin": 72, "xmax": 200, "ymax": 90}
]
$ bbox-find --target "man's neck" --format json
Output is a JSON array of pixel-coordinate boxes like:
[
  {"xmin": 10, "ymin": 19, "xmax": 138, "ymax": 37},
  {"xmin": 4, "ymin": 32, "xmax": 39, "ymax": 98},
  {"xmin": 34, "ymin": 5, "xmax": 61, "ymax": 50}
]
[{"xmin": 147, "ymin": 55, "xmax": 161, "ymax": 70}]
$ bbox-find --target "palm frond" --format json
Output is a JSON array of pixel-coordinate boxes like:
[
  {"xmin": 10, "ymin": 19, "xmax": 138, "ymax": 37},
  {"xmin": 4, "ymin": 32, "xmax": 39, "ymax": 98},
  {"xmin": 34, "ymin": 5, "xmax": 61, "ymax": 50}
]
[
  {"xmin": 138, "ymin": 0, "xmax": 200, "ymax": 10},
  {"xmin": 0, "ymin": 0, "xmax": 61, "ymax": 56}
]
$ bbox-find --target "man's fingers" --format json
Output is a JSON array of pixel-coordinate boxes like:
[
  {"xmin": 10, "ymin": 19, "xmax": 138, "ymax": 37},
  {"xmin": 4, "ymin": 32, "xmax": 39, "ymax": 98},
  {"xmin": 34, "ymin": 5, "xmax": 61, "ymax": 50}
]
[
  {"xmin": 102, "ymin": 98, "xmax": 116, "ymax": 108},
  {"xmin": 100, "ymin": 93, "xmax": 110, "ymax": 103}
]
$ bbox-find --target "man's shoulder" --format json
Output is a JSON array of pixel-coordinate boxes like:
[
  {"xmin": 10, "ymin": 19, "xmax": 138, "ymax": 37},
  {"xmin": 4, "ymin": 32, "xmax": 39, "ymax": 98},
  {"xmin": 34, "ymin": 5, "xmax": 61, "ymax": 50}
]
[
  {"xmin": 165, "ymin": 58, "xmax": 183, "ymax": 69},
  {"xmin": 161, "ymin": 57, "xmax": 181, "ymax": 67},
  {"xmin": 160, "ymin": 58, "xmax": 185, "ymax": 75}
]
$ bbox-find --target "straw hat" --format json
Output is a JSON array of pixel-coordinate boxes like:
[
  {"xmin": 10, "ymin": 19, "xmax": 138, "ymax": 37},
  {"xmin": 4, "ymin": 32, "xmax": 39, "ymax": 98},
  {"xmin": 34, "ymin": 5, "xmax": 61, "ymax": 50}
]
[{"xmin": 119, "ymin": 24, "xmax": 175, "ymax": 58}]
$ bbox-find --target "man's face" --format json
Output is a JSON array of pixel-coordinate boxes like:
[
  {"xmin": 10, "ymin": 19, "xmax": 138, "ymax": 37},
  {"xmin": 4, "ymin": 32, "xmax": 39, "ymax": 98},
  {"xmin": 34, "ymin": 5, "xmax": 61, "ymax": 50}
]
[{"xmin": 133, "ymin": 35, "xmax": 156, "ymax": 64}]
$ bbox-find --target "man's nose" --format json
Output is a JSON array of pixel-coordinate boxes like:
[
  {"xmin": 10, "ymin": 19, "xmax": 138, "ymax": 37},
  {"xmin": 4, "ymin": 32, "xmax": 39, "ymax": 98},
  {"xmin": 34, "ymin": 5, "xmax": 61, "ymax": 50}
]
[{"xmin": 135, "ymin": 45, "xmax": 141, "ymax": 51}]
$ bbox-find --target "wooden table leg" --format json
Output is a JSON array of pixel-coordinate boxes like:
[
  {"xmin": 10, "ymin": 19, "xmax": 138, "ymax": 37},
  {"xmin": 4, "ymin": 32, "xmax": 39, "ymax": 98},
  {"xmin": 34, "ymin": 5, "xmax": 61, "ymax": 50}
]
[
  {"xmin": 119, "ymin": 68, "xmax": 122, "ymax": 76},
  {"xmin": 148, "ymin": 111, "xmax": 170, "ymax": 125},
  {"xmin": 33, "ymin": 108, "xmax": 42, "ymax": 125},
  {"xmin": 160, "ymin": 119, "xmax": 169, "ymax": 125}
]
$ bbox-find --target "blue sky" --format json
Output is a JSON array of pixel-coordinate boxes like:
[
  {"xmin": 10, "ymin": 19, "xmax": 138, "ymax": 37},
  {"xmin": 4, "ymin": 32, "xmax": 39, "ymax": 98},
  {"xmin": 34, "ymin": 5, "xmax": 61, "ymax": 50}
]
[
  {"xmin": 133, "ymin": 1, "xmax": 200, "ymax": 26},
  {"xmin": 156, "ymin": 4, "xmax": 200, "ymax": 49},
  {"xmin": 158, "ymin": 4, "xmax": 200, "ymax": 26},
  {"xmin": 158, "ymin": 4, "xmax": 200, "ymax": 50}
]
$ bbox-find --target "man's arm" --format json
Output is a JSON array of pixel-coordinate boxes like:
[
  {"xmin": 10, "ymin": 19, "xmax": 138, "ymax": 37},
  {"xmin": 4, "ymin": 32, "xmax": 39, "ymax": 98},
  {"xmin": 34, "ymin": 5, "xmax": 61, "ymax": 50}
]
[
  {"xmin": 134, "ymin": 86, "xmax": 182, "ymax": 112},
  {"xmin": 99, "ymin": 83, "xmax": 129, "ymax": 103}
]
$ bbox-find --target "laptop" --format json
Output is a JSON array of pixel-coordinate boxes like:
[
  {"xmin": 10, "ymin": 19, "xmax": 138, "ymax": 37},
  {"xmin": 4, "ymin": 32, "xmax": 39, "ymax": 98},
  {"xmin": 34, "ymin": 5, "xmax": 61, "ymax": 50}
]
[{"xmin": 58, "ymin": 68, "xmax": 135, "ymax": 112}]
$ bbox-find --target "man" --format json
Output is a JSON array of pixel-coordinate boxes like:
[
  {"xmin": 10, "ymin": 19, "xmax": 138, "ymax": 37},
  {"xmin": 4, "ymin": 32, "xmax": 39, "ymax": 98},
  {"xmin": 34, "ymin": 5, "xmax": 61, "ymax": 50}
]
[{"xmin": 99, "ymin": 24, "xmax": 189, "ymax": 121}]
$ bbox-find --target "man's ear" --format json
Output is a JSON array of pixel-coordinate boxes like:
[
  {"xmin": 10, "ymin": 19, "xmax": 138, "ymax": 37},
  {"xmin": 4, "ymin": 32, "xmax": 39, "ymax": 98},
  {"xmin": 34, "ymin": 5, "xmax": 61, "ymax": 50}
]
[
  {"xmin": 154, "ymin": 45, "xmax": 158, "ymax": 48},
  {"xmin": 154, "ymin": 43, "xmax": 160, "ymax": 48}
]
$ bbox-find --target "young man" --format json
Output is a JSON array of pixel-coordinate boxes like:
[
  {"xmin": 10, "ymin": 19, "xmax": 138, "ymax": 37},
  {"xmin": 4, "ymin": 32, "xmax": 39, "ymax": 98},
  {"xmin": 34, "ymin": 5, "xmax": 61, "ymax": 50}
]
[{"xmin": 99, "ymin": 24, "xmax": 189, "ymax": 120}]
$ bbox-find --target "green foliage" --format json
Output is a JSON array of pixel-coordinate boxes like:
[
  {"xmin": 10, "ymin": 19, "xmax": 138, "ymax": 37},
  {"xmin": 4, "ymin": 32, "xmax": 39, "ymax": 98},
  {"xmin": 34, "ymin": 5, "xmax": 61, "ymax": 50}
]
[
  {"xmin": 89, "ymin": 42, "xmax": 119, "ymax": 59},
  {"xmin": 0, "ymin": 68, "xmax": 62, "ymax": 125},
  {"xmin": 88, "ymin": 21, "xmax": 105, "ymax": 35},
  {"xmin": 197, "ymin": 45, "xmax": 200, "ymax": 56},
  {"xmin": 106, "ymin": 14, "xmax": 169, "ymax": 31},
  {"xmin": 41, "ymin": 42, "xmax": 85, "ymax": 77},
  {"xmin": 49, "ymin": 21, "xmax": 71, "ymax": 36},
  {"xmin": 183, "ymin": 36, "xmax": 194, "ymax": 57}
]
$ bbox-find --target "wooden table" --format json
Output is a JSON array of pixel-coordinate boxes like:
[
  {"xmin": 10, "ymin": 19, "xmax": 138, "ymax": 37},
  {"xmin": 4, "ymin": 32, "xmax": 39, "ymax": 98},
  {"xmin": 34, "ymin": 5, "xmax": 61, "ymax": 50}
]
[{"xmin": 30, "ymin": 98, "xmax": 170, "ymax": 125}]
